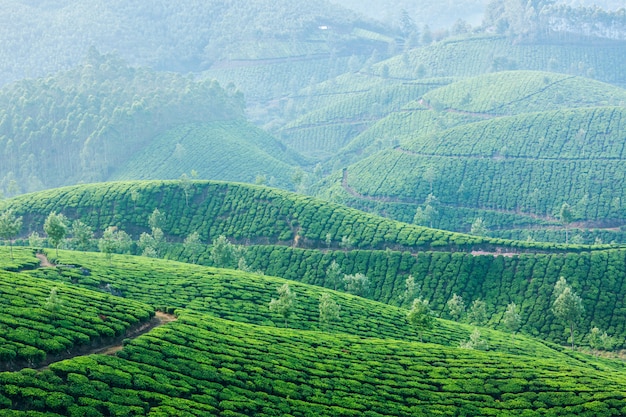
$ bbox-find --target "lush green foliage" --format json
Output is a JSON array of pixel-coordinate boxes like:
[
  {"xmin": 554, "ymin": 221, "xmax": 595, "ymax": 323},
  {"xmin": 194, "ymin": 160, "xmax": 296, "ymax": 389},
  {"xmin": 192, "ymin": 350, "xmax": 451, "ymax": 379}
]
[
  {"xmin": 328, "ymin": 106, "xmax": 626, "ymax": 234},
  {"xmin": 111, "ymin": 121, "xmax": 300, "ymax": 189},
  {"xmin": 2, "ymin": 312, "xmax": 626, "ymax": 416},
  {"xmin": 3, "ymin": 181, "xmax": 509, "ymax": 252},
  {"xmin": 0, "ymin": 268, "xmax": 152, "ymax": 369},
  {"xmin": 0, "ymin": 53, "xmax": 244, "ymax": 196},
  {"xmin": 380, "ymin": 35, "xmax": 626, "ymax": 87}
]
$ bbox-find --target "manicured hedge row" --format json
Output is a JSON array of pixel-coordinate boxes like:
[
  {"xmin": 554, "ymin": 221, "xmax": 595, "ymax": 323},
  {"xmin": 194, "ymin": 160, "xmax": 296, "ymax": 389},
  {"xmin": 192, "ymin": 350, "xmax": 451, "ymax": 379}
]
[
  {"xmin": 230, "ymin": 246, "xmax": 626, "ymax": 347},
  {"xmin": 1, "ymin": 313, "xmax": 625, "ymax": 416},
  {"xmin": 2, "ymin": 180, "xmax": 511, "ymax": 252}
]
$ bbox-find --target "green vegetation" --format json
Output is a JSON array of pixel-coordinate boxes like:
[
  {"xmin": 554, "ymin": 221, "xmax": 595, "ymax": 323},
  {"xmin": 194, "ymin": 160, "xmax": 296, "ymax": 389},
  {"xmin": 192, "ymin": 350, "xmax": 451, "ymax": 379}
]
[
  {"xmin": 0, "ymin": 52, "xmax": 245, "ymax": 196},
  {"xmin": 326, "ymin": 106, "xmax": 626, "ymax": 235},
  {"xmin": 0, "ymin": 267, "xmax": 153, "ymax": 370},
  {"xmin": 112, "ymin": 121, "xmax": 301, "ymax": 189},
  {"xmin": 3, "ymin": 311, "xmax": 626, "ymax": 416}
]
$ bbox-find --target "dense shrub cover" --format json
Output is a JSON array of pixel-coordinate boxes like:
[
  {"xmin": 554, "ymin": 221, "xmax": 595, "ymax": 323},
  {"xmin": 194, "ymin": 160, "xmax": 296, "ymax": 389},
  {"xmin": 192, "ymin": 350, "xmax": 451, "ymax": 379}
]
[
  {"xmin": 0, "ymin": 269, "xmax": 153, "ymax": 369},
  {"xmin": 1, "ymin": 313, "xmax": 626, "ymax": 416}
]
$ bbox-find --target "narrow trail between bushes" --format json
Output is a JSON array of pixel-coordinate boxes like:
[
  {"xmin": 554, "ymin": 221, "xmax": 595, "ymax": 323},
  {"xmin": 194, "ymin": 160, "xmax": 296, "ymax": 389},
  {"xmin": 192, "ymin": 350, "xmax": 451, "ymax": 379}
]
[
  {"xmin": 36, "ymin": 253, "xmax": 54, "ymax": 267},
  {"xmin": 35, "ymin": 312, "xmax": 177, "ymax": 372}
]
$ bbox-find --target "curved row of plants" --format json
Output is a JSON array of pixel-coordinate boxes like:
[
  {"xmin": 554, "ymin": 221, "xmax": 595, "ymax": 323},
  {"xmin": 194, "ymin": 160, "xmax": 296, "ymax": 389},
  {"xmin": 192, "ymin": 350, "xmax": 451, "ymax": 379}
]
[
  {"xmin": 0, "ymin": 261, "xmax": 153, "ymax": 369},
  {"xmin": 29, "ymin": 249, "xmax": 579, "ymax": 359},
  {"xmin": 1, "ymin": 312, "xmax": 625, "ymax": 416}
]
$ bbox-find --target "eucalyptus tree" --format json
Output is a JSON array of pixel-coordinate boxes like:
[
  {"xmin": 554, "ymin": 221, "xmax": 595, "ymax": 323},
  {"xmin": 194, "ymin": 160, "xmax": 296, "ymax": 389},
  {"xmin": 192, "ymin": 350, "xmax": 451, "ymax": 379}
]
[{"xmin": 0, "ymin": 209, "xmax": 22, "ymax": 259}]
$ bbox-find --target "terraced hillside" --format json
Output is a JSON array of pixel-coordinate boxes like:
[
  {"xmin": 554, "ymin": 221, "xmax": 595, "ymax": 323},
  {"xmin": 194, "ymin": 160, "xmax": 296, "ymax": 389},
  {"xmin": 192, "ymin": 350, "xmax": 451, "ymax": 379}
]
[
  {"xmin": 5, "ymin": 181, "xmax": 626, "ymax": 348},
  {"xmin": 2, "ymin": 248, "xmax": 626, "ymax": 415},
  {"xmin": 329, "ymin": 70, "xmax": 626, "ymax": 167}
]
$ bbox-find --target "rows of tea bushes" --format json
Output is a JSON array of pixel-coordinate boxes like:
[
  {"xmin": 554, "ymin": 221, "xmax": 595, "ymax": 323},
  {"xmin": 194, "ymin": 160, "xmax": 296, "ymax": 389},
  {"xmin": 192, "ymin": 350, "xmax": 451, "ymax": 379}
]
[
  {"xmin": 277, "ymin": 82, "xmax": 438, "ymax": 158},
  {"xmin": 199, "ymin": 245, "xmax": 626, "ymax": 348},
  {"xmin": 110, "ymin": 121, "xmax": 299, "ymax": 189},
  {"xmin": 2, "ymin": 180, "xmax": 525, "ymax": 252},
  {"xmin": 0, "ymin": 247, "xmax": 41, "ymax": 272},
  {"xmin": 421, "ymin": 71, "xmax": 626, "ymax": 116},
  {"xmin": 0, "ymin": 270, "xmax": 153, "ymax": 369},
  {"xmin": 1, "ymin": 313, "xmax": 625, "ymax": 416},
  {"xmin": 380, "ymin": 35, "xmax": 626, "ymax": 87},
  {"xmin": 26, "ymin": 250, "xmax": 569, "ymax": 358},
  {"xmin": 491, "ymin": 228, "xmax": 626, "ymax": 246},
  {"xmin": 330, "ymin": 102, "xmax": 480, "ymax": 167},
  {"xmin": 338, "ymin": 106, "xmax": 626, "ymax": 224}
]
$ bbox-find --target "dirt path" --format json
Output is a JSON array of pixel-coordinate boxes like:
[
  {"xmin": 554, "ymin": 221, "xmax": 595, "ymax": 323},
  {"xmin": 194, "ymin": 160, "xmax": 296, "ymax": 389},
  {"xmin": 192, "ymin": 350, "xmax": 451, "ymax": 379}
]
[
  {"xmin": 36, "ymin": 253, "xmax": 54, "ymax": 267},
  {"xmin": 90, "ymin": 312, "xmax": 176, "ymax": 356},
  {"xmin": 34, "ymin": 312, "xmax": 177, "ymax": 371}
]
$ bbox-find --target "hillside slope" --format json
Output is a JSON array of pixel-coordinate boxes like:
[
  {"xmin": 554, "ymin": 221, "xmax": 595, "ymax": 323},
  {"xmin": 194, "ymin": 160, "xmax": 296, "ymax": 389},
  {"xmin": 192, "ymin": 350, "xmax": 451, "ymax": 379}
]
[
  {"xmin": 1, "ymin": 249, "xmax": 626, "ymax": 415},
  {"xmin": 319, "ymin": 105, "xmax": 626, "ymax": 237},
  {"xmin": 110, "ymin": 121, "xmax": 301, "ymax": 189}
]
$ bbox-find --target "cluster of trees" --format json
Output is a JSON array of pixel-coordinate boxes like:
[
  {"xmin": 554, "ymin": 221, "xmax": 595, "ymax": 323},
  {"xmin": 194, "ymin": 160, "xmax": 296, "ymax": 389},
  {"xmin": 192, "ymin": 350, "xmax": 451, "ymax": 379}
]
[{"xmin": 0, "ymin": 51, "xmax": 245, "ymax": 196}]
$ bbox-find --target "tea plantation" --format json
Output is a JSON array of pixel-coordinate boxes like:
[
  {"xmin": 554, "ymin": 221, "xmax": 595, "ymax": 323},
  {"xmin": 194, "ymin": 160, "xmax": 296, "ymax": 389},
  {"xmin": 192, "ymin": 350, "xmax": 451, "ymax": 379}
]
[{"xmin": 2, "ymin": 248, "xmax": 626, "ymax": 415}]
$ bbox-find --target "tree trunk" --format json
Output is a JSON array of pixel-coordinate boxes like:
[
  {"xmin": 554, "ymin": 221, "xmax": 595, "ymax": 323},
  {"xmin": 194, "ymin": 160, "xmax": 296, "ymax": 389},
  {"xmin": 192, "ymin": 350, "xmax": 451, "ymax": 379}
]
[{"xmin": 570, "ymin": 322, "xmax": 575, "ymax": 350}]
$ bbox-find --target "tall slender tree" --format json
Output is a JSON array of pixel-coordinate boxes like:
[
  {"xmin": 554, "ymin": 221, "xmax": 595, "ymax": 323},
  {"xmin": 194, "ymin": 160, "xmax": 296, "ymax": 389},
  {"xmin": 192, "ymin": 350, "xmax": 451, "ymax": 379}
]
[
  {"xmin": 44, "ymin": 212, "xmax": 68, "ymax": 257},
  {"xmin": 0, "ymin": 209, "xmax": 22, "ymax": 260}
]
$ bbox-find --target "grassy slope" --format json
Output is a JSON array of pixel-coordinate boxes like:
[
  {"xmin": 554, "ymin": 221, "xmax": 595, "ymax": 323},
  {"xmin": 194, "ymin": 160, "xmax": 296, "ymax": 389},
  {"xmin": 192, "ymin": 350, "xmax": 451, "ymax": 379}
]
[
  {"xmin": 4, "ymin": 182, "xmax": 626, "ymax": 346},
  {"xmin": 0, "ymin": 248, "xmax": 153, "ymax": 370}
]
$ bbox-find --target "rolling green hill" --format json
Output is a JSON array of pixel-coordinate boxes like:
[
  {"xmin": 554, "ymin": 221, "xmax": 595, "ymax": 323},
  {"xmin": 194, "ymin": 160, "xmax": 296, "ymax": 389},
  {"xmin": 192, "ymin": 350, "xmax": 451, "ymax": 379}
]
[
  {"xmin": 1, "ymin": 247, "xmax": 626, "ymax": 415},
  {"xmin": 318, "ymin": 104, "xmax": 626, "ymax": 239},
  {"xmin": 0, "ymin": 54, "xmax": 307, "ymax": 196},
  {"xmin": 4, "ymin": 180, "xmax": 626, "ymax": 348},
  {"xmin": 3, "ymin": 180, "xmax": 583, "ymax": 253},
  {"xmin": 110, "ymin": 121, "xmax": 302, "ymax": 189}
]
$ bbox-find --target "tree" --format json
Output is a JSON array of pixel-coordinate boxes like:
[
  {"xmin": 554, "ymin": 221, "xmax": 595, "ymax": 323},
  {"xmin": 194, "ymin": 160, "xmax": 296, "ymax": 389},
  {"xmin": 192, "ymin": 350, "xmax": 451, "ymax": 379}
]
[
  {"xmin": 44, "ymin": 212, "xmax": 68, "ymax": 257},
  {"xmin": 460, "ymin": 328, "xmax": 488, "ymax": 350},
  {"xmin": 43, "ymin": 287, "xmax": 62, "ymax": 313},
  {"xmin": 0, "ymin": 209, "xmax": 22, "ymax": 259},
  {"xmin": 470, "ymin": 218, "xmax": 488, "ymax": 236},
  {"xmin": 422, "ymin": 193, "xmax": 439, "ymax": 228},
  {"xmin": 211, "ymin": 235, "xmax": 238, "ymax": 268},
  {"xmin": 406, "ymin": 298, "xmax": 434, "ymax": 342},
  {"xmin": 138, "ymin": 228, "xmax": 164, "ymax": 258},
  {"xmin": 319, "ymin": 293, "xmax": 340, "ymax": 331},
  {"xmin": 148, "ymin": 208, "xmax": 165, "ymax": 231},
  {"xmin": 559, "ymin": 202, "xmax": 573, "ymax": 244},
  {"xmin": 179, "ymin": 173, "xmax": 192, "ymax": 206},
  {"xmin": 325, "ymin": 260, "xmax": 342, "ymax": 291},
  {"xmin": 589, "ymin": 327, "xmax": 615, "ymax": 354},
  {"xmin": 71, "ymin": 220, "xmax": 93, "ymax": 251},
  {"xmin": 503, "ymin": 302, "xmax": 521, "ymax": 336},
  {"xmin": 467, "ymin": 299, "xmax": 488, "ymax": 325},
  {"xmin": 269, "ymin": 283, "xmax": 296, "ymax": 326},
  {"xmin": 28, "ymin": 231, "xmax": 45, "ymax": 248},
  {"xmin": 98, "ymin": 226, "xmax": 131, "ymax": 263},
  {"xmin": 552, "ymin": 276, "xmax": 584, "ymax": 349},
  {"xmin": 343, "ymin": 273, "xmax": 369, "ymax": 297},
  {"xmin": 446, "ymin": 293, "xmax": 465, "ymax": 321},
  {"xmin": 401, "ymin": 275, "xmax": 420, "ymax": 307},
  {"xmin": 183, "ymin": 232, "xmax": 203, "ymax": 264}
]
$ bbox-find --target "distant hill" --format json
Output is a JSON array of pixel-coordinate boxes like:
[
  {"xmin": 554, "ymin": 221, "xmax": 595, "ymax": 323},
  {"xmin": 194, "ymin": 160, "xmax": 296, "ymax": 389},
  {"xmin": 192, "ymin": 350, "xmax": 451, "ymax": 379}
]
[
  {"xmin": 0, "ymin": 53, "xmax": 302, "ymax": 196},
  {"xmin": 319, "ymin": 106, "xmax": 626, "ymax": 237},
  {"xmin": 111, "ymin": 121, "xmax": 302, "ymax": 189},
  {"xmin": 0, "ymin": 0, "xmax": 390, "ymax": 85}
]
